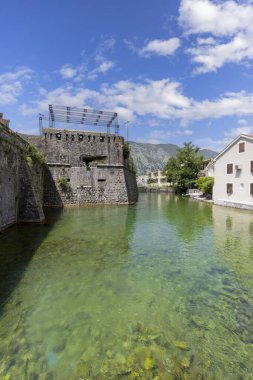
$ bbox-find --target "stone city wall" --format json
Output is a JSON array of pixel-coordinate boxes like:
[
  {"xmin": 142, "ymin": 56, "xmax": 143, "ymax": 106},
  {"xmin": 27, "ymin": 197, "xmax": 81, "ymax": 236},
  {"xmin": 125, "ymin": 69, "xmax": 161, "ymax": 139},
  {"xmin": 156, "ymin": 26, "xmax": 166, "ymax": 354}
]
[
  {"xmin": 22, "ymin": 128, "xmax": 124, "ymax": 166},
  {"xmin": 22, "ymin": 128, "xmax": 138, "ymax": 206},
  {"xmin": 0, "ymin": 122, "xmax": 45, "ymax": 232}
]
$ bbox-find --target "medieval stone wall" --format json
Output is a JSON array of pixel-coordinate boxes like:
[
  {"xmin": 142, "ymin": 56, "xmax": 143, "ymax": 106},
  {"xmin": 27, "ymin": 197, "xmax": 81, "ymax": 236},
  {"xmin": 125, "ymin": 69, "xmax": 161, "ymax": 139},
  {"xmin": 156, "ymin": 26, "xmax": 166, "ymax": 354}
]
[
  {"xmin": 0, "ymin": 122, "xmax": 45, "ymax": 231},
  {"xmin": 26, "ymin": 127, "xmax": 138, "ymax": 206},
  {"xmin": 22, "ymin": 128, "xmax": 124, "ymax": 166}
]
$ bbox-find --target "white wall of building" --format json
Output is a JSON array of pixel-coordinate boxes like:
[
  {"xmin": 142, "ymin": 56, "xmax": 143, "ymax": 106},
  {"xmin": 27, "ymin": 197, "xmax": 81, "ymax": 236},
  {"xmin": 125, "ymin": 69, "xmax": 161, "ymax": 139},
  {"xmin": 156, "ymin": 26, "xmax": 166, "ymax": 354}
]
[{"xmin": 213, "ymin": 136, "xmax": 253, "ymax": 208}]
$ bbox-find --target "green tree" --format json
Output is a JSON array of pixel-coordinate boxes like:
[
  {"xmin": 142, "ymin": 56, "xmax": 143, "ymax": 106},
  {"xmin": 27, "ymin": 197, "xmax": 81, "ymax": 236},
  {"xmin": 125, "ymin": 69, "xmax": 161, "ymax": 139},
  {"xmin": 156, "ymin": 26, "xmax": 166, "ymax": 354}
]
[
  {"xmin": 164, "ymin": 142, "xmax": 204, "ymax": 194},
  {"xmin": 195, "ymin": 176, "xmax": 214, "ymax": 195}
]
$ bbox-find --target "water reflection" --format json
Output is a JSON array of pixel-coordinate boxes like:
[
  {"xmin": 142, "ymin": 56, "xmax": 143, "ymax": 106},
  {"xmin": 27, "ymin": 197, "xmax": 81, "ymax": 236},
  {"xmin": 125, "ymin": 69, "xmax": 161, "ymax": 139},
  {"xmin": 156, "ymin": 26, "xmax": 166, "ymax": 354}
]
[
  {"xmin": 1, "ymin": 196, "xmax": 253, "ymax": 379},
  {"xmin": 163, "ymin": 196, "xmax": 213, "ymax": 242},
  {"xmin": 0, "ymin": 204, "xmax": 136, "ymax": 379},
  {"xmin": 0, "ymin": 208, "xmax": 63, "ymax": 315},
  {"xmin": 213, "ymin": 205, "xmax": 253, "ymax": 277}
]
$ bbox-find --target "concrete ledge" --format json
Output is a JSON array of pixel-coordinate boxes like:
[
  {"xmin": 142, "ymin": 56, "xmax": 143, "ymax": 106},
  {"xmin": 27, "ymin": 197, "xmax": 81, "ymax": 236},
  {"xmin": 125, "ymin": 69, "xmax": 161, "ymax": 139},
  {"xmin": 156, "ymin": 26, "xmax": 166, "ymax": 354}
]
[
  {"xmin": 96, "ymin": 164, "xmax": 124, "ymax": 168},
  {"xmin": 214, "ymin": 199, "xmax": 253, "ymax": 211},
  {"xmin": 47, "ymin": 163, "xmax": 71, "ymax": 167}
]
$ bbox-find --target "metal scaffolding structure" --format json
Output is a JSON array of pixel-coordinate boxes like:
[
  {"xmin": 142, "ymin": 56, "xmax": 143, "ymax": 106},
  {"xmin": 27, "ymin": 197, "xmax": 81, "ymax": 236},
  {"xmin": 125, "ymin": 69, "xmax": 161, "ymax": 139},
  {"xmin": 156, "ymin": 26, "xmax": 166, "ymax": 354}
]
[{"xmin": 39, "ymin": 105, "xmax": 119, "ymax": 135}]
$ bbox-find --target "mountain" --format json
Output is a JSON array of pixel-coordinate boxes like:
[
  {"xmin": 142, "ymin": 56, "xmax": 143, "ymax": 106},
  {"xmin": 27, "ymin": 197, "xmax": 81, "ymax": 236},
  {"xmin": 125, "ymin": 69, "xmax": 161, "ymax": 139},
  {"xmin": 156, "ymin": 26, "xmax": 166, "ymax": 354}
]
[{"xmin": 128, "ymin": 142, "xmax": 218, "ymax": 175}]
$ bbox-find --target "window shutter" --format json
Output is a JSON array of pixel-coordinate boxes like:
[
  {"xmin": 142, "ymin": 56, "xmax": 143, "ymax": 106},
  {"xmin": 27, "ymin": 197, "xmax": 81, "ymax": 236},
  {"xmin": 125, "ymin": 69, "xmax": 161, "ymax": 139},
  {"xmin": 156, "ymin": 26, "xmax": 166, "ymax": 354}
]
[
  {"xmin": 251, "ymin": 183, "xmax": 253, "ymax": 195},
  {"xmin": 227, "ymin": 163, "xmax": 233, "ymax": 174},
  {"xmin": 227, "ymin": 183, "xmax": 233, "ymax": 194},
  {"xmin": 239, "ymin": 142, "xmax": 245, "ymax": 153}
]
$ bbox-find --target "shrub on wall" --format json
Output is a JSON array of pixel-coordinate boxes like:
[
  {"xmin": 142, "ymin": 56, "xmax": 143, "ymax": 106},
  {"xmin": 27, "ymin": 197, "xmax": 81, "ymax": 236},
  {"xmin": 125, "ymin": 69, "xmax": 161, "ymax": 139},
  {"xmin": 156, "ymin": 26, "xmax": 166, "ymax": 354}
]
[
  {"xmin": 57, "ymin": 177, "xmax": 72, "ymax": 193},
  {"xmin": 123, "ymin": 143, "xmax": 130, "ymax": 159},
  {"xmin": 24, "ymin": 144, "xmax": 46, "ymax": 166}
]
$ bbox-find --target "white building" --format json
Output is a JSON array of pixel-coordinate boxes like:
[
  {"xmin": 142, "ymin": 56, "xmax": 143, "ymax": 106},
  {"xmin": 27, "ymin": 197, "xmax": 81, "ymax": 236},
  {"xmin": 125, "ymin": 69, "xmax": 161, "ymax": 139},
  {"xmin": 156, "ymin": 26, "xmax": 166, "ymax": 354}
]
[
  {"xmin": 203, "ymin": 159, "xmax": 215, "ymax": 177},
  {"xmin": 136, "ymin": 175, "xmax": 148, "ymax": 187},
  {"xmin": 212, "ymin": 134, "xmax": 253, "ymax": 210},
  {"xmin": 147, "ymin": 170, "xmax": 170, "ymax": 188}
]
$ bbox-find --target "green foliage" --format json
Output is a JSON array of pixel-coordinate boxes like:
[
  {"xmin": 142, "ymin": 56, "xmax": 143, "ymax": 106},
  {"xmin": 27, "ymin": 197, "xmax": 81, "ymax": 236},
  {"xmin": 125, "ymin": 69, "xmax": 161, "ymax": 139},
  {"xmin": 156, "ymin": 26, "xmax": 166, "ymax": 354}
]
[
  {"xmin": 164, "ymin": 142, "xmax": 204, "ymax": 195},
  {"xmin": 147, "ymin": 178, "xmax": 157, "ymax": 184},
  {"xmin": 195, "ymin": 176, "xmax": 214, "ymax": 195},
  {"xmin": 24, "ymin": 144, "xmax": 46, "ymax": 166},
  {"xmin": 123, "ymin": 143, "xmax": 137, "ymax": 174},
  {"xmin": 123, "ymin": 142, "xmax": 130, "ymax": 159},
  {"xmin": 127, "ymin": 156, "xmax": 137, "ymax": 174},
  {"xmin": 57, "ymin": 177, "xmax": 72, "ymax": 192}
]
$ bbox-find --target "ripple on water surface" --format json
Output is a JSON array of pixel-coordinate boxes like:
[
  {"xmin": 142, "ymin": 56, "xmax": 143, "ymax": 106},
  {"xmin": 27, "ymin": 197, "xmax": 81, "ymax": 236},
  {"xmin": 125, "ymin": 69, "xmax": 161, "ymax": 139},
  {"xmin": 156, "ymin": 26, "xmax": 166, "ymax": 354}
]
[{"xmin": 1, "ymin": 194, "xmax": 253, "ymax": 379}]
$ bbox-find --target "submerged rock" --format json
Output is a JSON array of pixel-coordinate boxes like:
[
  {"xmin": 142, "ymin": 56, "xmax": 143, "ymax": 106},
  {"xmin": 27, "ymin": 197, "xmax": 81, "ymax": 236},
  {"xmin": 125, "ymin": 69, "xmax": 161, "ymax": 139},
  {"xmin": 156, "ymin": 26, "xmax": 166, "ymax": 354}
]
[
  {"xmin": 173, "ymin": 340, "xmax": 190, "ymax": 351},
  {"xmin": 191, "ymin": 315, "xmax": 206, "ymax": 329},
  {"xmin": 181, "ymin": 357, "xmax": 191, "ymax": 369},
  {"xmin": 144, "ymin": 356, "xmax": 155, "ymax": 370}
]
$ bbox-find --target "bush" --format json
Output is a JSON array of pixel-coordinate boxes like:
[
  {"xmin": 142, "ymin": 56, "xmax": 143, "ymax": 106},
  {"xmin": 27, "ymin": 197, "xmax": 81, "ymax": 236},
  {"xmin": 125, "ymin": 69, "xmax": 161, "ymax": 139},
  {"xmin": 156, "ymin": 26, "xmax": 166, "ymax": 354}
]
[
  {"xmin": 57, "ymin": 177, "xmax": 72, "ymax": 192},
  {"xmin": 123, "ymin": 143, "xmax": 130, "ymax": 159},
  {"xmin": 24, "ymin": 144, "xmax": 46, "ymax": 166},
  {"xmin": 195, "ymin": 176, "xmax": 214, "ymax": 195}
]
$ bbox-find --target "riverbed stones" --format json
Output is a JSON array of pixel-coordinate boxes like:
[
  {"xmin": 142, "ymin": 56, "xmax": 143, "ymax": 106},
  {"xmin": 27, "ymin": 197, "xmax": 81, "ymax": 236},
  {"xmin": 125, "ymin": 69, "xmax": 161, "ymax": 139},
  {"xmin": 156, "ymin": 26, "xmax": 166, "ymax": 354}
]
[{"xmin": 173, "ymin": 340, "xmax": 190, "ymax": 351}]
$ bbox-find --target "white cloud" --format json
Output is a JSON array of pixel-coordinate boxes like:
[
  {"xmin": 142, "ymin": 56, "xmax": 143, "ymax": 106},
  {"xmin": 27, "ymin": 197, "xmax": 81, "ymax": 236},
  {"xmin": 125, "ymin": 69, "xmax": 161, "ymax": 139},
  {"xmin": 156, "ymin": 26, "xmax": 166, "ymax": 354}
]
[
  {"xmin": 139, "ymin": 38, "xmax": 181, "ymax": 57},
  {"xmin": 179, "ymin": 0, "xmax": 253, "ymax": 73},
  {"xmin": 59, "ymin": 63, "xmax": 87, "ymax": 81},
  {"xmin": 176, "ymin": 129, "xmax": 192, "ymax": 136},
  {"xmin": 59, "ymin": 65, "xmax": 78, "ymax": 79},
  {"xmin": 88, "ymin": 60, "xmax": 115, "ymax": 80},
  {"xmin": 237, "ymin": 119, "xmax": 248, "ymax": 126},
  {"xmin": 189, "ymin": 33, "xmax": 253, "ymax": 74},
  {"xmin": 179, "ymin": 91, "xmax": 253, "ymax": 125},
  {"xmin": 197, "ymin": 37, "xmax": 216, "ymax": 45},
  {"xmin": 0, "ymin": 67, "xmax": 33, "ymax": 105},
  {"xmin": 19, "ymin": 78, "xmax": 253, "ymax": 129},
  {"xmin": 179, "ymin": 0, "xmax": 253, "ymax": 36},
  {"xmin": 196, "ymin": 122, "xmax": 253, "ymax": 151}
]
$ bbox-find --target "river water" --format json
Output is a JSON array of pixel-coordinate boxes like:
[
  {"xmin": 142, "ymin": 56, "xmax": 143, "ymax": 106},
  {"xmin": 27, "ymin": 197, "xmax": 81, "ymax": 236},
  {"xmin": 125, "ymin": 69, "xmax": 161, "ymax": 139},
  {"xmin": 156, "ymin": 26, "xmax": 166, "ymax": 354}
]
[{"xmin": 1, "ymin": 194, "xmax": 253, "ymax": 379}]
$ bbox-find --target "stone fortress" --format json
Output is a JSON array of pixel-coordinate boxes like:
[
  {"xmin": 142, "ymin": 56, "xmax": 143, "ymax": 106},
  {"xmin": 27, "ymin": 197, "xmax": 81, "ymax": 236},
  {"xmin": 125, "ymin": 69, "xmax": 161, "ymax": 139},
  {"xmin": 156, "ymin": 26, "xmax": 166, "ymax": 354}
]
[{"xmin": 0, "ymin": 106, "xmax": 138, "ymax": 231}]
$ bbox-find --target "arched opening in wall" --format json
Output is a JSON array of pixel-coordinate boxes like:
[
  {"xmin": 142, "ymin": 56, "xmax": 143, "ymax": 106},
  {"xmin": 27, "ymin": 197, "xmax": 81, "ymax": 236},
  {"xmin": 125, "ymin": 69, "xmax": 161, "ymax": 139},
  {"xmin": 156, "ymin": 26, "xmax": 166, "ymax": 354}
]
[
  {"xmin": 66, "ymin": 134, "xmax": 69, "ymax": 141},
  {"xmin": 78, "ymin": 134, "xmax": 84, "ymax": 141},
  {"xmin": 88, "ymin": 135, "xmax": 91, "ymax": 142},
  {"xmin": 44, "ymin": 133, "xmax": 47, "ymax": 139},
  {"xmin": 56, "ymin": 133, "xmax": 61, "ymax": 140},
  {"xmin": 100, "ymin": 136, "xmax": 105, "ymax": 142},
  {"xmin": 108, "ymin": 136, "xmax": 110, "ymax": 143},
  {"xmin": 50, "ymin": 133, "xmax": 53, "ymax": 139},
  {"xmin": 71, "ymin": 135, "xmax": 74, "ymax": 141},
  {"xmin": 93, "ymin": 136, "xmax": 96, "ymax": 142}
]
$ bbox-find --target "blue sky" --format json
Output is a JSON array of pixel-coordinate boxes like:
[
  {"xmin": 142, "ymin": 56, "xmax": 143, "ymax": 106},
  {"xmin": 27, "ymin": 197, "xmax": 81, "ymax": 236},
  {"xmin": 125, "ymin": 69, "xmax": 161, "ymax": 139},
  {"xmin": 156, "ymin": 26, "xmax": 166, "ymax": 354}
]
[{"xmin": 1, "ymin": 0, "xmax": 253, "ymax": 150}]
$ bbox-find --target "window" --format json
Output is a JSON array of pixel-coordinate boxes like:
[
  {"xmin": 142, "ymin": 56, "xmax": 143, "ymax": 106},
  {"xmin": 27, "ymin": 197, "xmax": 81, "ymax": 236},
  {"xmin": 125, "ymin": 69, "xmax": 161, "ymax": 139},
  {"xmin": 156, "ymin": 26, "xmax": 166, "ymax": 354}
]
[
  {"xmin": 250, "ymin": 183, "xmax": 253, "ymax": 195},
  {"xmin": 251, "ymin": 161, "xmax": 253, "ymax": 172},
  {"xmin": 239, "ymin": 142, "xmax": 245, "ymax": 153},
  {"xmin": 227, "ymin": 183, "xmax": 233, "ymax": 194},
  {"xmin": 227, "ymin": 163, "xmax": 233, "ymax": 174}
]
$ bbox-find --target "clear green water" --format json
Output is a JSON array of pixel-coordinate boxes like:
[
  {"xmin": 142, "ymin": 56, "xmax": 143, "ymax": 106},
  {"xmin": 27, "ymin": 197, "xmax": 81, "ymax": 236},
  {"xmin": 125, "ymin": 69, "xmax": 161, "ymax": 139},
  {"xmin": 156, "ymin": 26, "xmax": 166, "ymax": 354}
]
[{"xmin": 1, "ymin": 194, "xmax": 253, "ymax": 380}]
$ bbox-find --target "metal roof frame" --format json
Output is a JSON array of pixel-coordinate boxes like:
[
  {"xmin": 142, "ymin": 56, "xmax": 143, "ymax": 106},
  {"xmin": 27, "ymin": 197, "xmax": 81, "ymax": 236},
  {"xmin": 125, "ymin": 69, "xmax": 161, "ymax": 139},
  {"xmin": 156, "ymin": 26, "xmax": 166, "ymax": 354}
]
[{"xmin": 39, "ymin": 105, "xmax": 119, "ymax": 135}]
